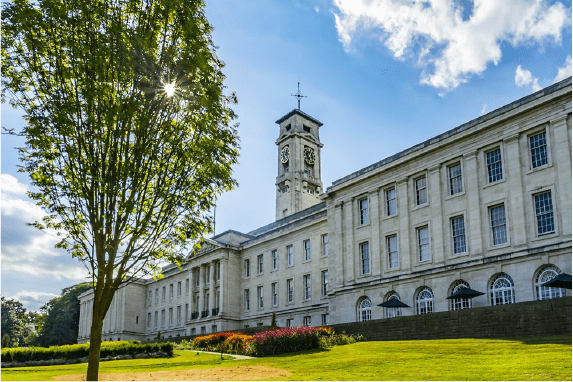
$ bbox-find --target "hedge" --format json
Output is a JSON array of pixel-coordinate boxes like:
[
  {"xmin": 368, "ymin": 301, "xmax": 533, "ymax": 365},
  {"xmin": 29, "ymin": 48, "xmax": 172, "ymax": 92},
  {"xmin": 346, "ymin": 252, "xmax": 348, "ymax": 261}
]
[{"xmin": 1, "ymin": 341, "xmax": 173, "ymax": 364}]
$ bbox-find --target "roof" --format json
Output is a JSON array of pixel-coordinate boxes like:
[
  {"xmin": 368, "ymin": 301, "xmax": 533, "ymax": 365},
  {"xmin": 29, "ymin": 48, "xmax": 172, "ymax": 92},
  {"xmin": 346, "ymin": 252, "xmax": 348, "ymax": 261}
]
[
  {"xmin": 275, "ymin": 109, "xmax": 323, "ymax": 127},
  {"xmin": 327, "ymin": 76, "xmax": 572, "ymax": 191}
]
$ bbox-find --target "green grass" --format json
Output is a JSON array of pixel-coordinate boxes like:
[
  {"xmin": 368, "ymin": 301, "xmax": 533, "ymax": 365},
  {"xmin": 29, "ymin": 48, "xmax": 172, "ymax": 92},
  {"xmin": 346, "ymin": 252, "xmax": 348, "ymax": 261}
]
[{"xmin": 2, "ymin": 336, "xmax": 571, "ymax": 381}]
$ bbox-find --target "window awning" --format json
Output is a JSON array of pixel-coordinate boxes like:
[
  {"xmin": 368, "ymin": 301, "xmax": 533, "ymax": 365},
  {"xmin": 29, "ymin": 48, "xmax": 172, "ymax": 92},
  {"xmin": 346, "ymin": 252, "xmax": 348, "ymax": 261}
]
[
  {"xmin": 541, "ymin": 273, "xmax": 572, "ymax": 290},
  {"xmin": 446, "ymin": 287, "xmax": 485, "ymax": 300}
]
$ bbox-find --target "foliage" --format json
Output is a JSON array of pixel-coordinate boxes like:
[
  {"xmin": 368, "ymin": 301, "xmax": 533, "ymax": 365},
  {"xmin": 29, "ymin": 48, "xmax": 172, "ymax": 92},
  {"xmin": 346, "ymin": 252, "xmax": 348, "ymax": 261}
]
[
  {"xmin": 271, "ymin": 312, "xmax": 277, "ymax": 328},
  {"xmin": 36, "ymin": 283, "xmax": 92, "ymax": 347},
  {"xmin": 1, "ymin": 297, "xmax": 38, "ymax": 348},
  {"xmin": 191, "ymin": 332, "xmax": 235, "ymax": 349},
  {"xmin": 222, "ymin": 334, "xmax": 254, "ymax": 355},
  {"xmin": 251, "ymin": 326, "xmax": 332, "ymax": 357},
  {"xmin": 1, "ymin": 340, "xmax": 173, "ymax": 364},
  {"xmin": 2, "ymin": 0, "xmax": 238, "ymax": 378},
  {"xmin": 3, "ymin": 336, "xmax": 571, "ymax": 381}
]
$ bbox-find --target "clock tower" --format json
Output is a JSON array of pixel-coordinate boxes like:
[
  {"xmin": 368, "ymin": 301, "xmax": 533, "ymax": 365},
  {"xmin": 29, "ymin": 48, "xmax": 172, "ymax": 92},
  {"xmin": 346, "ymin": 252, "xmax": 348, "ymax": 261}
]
[{"xmin": 275, "ymin": 109, "xmax": 324, "ymax": 220}]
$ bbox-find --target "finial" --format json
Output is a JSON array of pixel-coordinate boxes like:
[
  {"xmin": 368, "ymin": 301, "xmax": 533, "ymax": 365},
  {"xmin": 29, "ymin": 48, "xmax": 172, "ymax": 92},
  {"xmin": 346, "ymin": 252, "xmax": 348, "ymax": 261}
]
[{"xmin": 291, "ymin": 81, "xmax": 307, "ymax": 110}]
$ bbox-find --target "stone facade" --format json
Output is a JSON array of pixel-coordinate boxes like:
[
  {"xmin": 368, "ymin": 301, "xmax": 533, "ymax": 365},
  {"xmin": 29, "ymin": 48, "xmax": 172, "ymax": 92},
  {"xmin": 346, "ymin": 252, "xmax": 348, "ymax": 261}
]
[{"xmin": 78, "ymin": 78, "xmax": 572, "ymax": 343}]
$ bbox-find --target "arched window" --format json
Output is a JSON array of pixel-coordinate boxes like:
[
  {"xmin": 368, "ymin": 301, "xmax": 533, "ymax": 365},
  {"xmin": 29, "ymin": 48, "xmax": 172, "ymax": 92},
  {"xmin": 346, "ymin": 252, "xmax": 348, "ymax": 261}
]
[
  {"xmin": 416, "ymin": 287, "xmax": 433, "ymax": 314},
  {"xmin": 357, "ymin": 297, "xmax": 372, "ymax": 322},
  {"xmin": 535, "ymin": 266, "xmax": 565, "ymax": 300},
  {"xmin": 490, "ymin": 273, "xmax": 515, "ymax": 306},
  {"xmin": 384, "ymin": 292, "xmax": 402, "ymax": 318},
  {"xmin": 449, "ymin": 281, "xmax": 471, "ymax": 311}
]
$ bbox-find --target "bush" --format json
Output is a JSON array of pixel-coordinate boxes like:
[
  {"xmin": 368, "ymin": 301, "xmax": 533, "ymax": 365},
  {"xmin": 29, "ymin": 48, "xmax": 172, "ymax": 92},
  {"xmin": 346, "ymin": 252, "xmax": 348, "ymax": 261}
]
[
  {"xmin": 222, "ymin": 334, "xmax": 253, "ymax": 355},
  {"xmin": 251, "ymin": 326, "xmax": 332, "ymax": 357},
  {"xmin": 191, "ymin": 332, "xmax": 235, "ymax": 350},
  {"xmin": 1, "ymin": 340, "xmax": 173, "ymax": 365}
]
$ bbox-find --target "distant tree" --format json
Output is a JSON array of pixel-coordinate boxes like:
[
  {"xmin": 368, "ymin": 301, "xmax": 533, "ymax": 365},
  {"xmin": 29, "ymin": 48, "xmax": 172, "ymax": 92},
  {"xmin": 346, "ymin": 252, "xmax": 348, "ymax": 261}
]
[
  {"xmin": 37, "ymin": 283, "xmax": 92, "ymax": 347},
  {"xmin": 2, "ymin": 0, "xmax": 239, "ymax": 379},
  {"xmin": 0, "ymin": 297, "xmax": 37, "ymax": 348},
  {"xmin": 271, "ymin": 312, "xmax": 277, "ymax": 328}
]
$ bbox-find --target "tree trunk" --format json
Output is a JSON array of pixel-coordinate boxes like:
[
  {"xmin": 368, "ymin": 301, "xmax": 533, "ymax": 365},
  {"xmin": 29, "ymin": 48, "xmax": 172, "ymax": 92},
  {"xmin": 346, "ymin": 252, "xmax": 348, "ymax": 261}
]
[{"xmin": 86, "ymin": 311, "xmax": 104, "ymax": 381}]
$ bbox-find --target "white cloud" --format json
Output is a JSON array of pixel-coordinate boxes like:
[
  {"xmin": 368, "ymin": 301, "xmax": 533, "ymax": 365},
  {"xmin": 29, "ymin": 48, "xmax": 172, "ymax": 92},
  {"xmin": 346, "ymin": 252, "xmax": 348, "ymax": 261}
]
[
  {"xmin": 332, "ymin": 0, "xmax": 570, "ymax": 91},
  {"xmin": 553, "ymin": 55, "xmax": 572, "ymax": 83},
  {"xmin": 7, "ymin": 291, "xmax": 60, "ymax": 307},
  {"xmin": 515, "ymin": 65, "xmax": 542, "ymax": 91},
  {"xmin": 480, "ymin": 103, "xmax": 488, "ymax": 115}
]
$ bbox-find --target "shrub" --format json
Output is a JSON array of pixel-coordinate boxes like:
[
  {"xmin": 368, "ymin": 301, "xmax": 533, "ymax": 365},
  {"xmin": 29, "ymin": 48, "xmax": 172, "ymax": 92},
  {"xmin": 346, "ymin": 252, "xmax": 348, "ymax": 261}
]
[
  {"xmin": 251, "ymin": 326, "xmax": 331, "ymax": 357},
  {"xmin": 222, "ymin": 334, "xmax": 253, "ymax": 355},
  {"xmin": 191, "ymin": 332, "xmax": 235, "ymax": 350}
]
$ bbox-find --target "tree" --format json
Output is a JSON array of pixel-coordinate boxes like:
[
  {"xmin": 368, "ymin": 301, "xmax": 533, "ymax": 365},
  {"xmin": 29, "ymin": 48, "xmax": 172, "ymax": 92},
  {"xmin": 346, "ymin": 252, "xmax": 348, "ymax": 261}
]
[
  {"xmin": 2, "ymin": 0, "xmax": 239, "ymax": 379},
  {"xmin": 37, "ymin": 283, "xmax": 92, "ymax": 347},
  {"xmin": 1, "ymin": 297, "xmax": 37, "ymax": 348}
]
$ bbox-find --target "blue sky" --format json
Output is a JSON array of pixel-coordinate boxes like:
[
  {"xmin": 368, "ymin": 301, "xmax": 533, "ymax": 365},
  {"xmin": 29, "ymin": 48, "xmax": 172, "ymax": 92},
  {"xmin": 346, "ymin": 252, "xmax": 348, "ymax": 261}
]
[{"xmin": 2, "ymin": 0, "xmax": 571, "ymax": 311}]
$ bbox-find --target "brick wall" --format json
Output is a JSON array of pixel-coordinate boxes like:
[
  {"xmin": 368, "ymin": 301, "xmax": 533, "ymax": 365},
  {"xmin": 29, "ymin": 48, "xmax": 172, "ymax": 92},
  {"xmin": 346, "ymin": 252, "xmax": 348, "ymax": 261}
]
[{"xmin": 330, "ymin": 297, "xmax": 571, "ymax": 341}]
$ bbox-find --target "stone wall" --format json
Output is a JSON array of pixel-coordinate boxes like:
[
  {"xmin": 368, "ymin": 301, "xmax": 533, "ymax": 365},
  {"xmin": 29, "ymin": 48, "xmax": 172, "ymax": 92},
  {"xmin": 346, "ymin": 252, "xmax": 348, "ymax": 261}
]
[{"xmin": 330, "ymin": 297, "xmax": 571, "ymax": 341}]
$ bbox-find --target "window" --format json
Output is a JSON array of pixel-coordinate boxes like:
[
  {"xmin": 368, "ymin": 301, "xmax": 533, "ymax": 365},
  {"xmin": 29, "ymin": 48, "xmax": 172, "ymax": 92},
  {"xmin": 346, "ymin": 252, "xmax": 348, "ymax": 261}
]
[
  {"xmin": 148, "ymin": 291, "xmax": 152, "ymax": 305},
  {"xmin": 448, "ymin": 163, "xmax": 463, "ymax": 195},
  {"xmin": 185, "ymin": 303, "xmax": 189, "ymax": 321},
  {"xmin": 177, "ymin": 305, "xmax": 181, "ymax": 324},
  {"xmin": 287, "ymin": 245, "xmax": 294, "ymax": 266},
  {"xmin": 256, "ymin": 322, "xmax": 263, "ymax": 327},
  {"xmin": 272, "ymin": 282, "xmax": 278, "ymax": 306},
  {"xmin": 416, "ymin": 287, "xmax": 434, "ymax": 314},
  {"xmin": 272, "ymin": 250, "xmax": 278, "ymax": 270},
  {"xmin": 535, "ymin": 266, "xmax": 565, "ymax": 300},
  {"xmin": 244, "ymin": 259, "xmax": 250, "ymax": 278},
  {"xmin": 185, "ymin": 279, "xmax": 189, "ymax": 294},
  {"xmin": 136, "ymin": 315, "xmax": 139, "ymax": 324},
  {"xmin": 304, "ymin": 274, "xmax": 311, "ymax": 300},
  {"xmin": 303, "ymin": 316, "xmax": 312, "ymax": 326},
  {"xmin": 169, "ymin": 284, "xmax": 174, "ymax": 299},
  {"xmin": 205, "ymin": 265, "xmax": 210, "ymax": 284},
  {"xmin": 449, "ymin": 281, "xmax": 471, "ymax": 311},
  {"xmin": 321, "ymin": 270, "xmax": 329, "ymax": 296},
  {"xmin": 387, "ymin": 235, "xmax": 398, "ymax": 269},
  {"xmin": 155, "ymin": 288, "xmax": 159, "ymax": 303},
  {"xmin": 321, "ymin": 314, "xmax": 329, "ymax": 326},
  {"xmin": 161, "ymin": 309, "xmax": 165, "ymax": 327},
  {"xmin": 357, "ymin": 297, "xmax": 372, "ymax": 322},
  {"xmin": 417, "ymin": 226, "xmax": 430, "ymax": 262},
  {"xmin": 162, "ymin": 286, "xmax": 166, "ymax": 301},
  {"xmin": 384, "ymin": 292, "xmax": 402, "ymax": 318},
  {"xmin": 146, "ymin": 312, "xmax": 150, "ymax": 327},
  {"xmin": 451, "ymin": 216, "xmax": 467, "ymax": 255},
  {"xmin": 321, "ymin": 234, "xmax": 328, "ymax": 257},
  {"xmin": 360, "ymin": 242, "xmax": 370, "ymax": 275},
  {"xmin": 216, "ymin": 262, "xmax": 221, "ymax": 280},
  {"xmin": 490, "ymin": 274, "xmax": 515, "ymax": 306},
  {"xmin": 287, "ymin": 278, "xmax": 294, "ymax": 303},
  {"xmin": 303, "ymin": 239, "xmax": 311, "ymax": 261},
  {"xmin": 195, "ymin": 269, "xmax": 200, "ymax": 286},
  {"xmin": 415, "ymin": 176, "xmax": 427, "ymax": 205},
  {"xmin": 286, "ymin": 318, "xmax": 293, "ymax": 327},
  {"xmin": 244, "ymin": 289, "xmax": 250, "ymax": 311},
  {"xmin": 201, "ymin": 327, "xmax": 206, "ymax": 335},
  {"xmin": 191, "ymin": 328, "xmax": 196, "ymax": 335},
  {"xmin": 385, "ymin": 188, "xmax": 396, "ymax": 216},
  {"xmin": 154, "ymin": 311, "xmax": 158, "ymax": 327},
  {"xmin": 486, "ymin": 148, "xmax": 503, "ymax": 183},
  {"xmin": 257, "ymin": 254, "xmax": 264, "ymax": 274},
  {"xmin": 489, "ymin": 205, "xmax": 507, "ymax": 245},
  {"xmin": 177, "ymin": 281, "xmax": 182, "ymax": 296},
  {"xmin": 530, "ymin": 131, "xmax": 548, "ymax": 169},
  {"xmin": 534, "ymin": 191, "xmax": 555, "ymax": 235},
  {"xmin": 257, "ymin": 286, "xmax": 264, "ymax": 309},
  {"xmin": 358, "ymin": 198, "xmax": 369, "ymax": 224}
]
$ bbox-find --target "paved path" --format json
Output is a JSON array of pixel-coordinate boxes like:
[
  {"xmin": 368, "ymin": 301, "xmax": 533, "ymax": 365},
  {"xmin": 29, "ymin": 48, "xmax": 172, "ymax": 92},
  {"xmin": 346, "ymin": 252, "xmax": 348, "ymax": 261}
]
[{"xmin": 183, "ymin": 350, "xmax": 256, "ymax": 359}]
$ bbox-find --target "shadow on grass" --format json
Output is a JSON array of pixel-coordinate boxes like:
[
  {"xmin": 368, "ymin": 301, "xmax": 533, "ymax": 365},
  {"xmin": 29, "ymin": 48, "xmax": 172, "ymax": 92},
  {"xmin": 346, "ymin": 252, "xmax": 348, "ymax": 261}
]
[{"xmin": 259, "ymin": 348, "xmax": 329, "ymax": 358}]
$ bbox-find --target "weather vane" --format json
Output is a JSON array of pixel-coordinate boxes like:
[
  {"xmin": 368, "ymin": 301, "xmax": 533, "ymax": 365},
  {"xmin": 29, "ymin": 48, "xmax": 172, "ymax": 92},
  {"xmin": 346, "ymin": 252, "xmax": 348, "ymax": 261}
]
[{"xmin": 291, "ymin": 81, "xmax": 307, "ymax": 110}]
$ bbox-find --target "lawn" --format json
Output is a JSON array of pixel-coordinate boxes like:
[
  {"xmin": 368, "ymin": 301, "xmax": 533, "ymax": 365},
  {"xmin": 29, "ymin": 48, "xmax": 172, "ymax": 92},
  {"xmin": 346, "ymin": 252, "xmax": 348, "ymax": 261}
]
[{"xmin": 2, "ymin": 336, "xmax": 571, "ymax": 381}]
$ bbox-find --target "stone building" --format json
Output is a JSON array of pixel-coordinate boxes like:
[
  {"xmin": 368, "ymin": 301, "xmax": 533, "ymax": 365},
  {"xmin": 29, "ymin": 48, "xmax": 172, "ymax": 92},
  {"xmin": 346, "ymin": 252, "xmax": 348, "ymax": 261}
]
[{"xmin": 78, "ymin": 77, "xmax": 571, "ymax": 343}]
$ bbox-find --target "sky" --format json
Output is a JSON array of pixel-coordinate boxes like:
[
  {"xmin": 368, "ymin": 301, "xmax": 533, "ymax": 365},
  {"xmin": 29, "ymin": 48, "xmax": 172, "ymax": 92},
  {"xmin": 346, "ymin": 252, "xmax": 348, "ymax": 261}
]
[{"xmin": 2, "ymin": 0, "xmax": 571, "ymax": 311}]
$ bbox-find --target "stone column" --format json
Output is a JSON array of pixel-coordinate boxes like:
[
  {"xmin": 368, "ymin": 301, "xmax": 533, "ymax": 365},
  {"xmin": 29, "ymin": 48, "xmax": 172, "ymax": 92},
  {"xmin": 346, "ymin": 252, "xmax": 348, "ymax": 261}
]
[
  {"xmin": 396, "ymin": 179, "xmax": 411, "ymax": 270},
  {"xmin": 551, "ymin": 115, "xmax": 572, "ymax": 236},
  {"xmin": 208, "ymin": 261, "xmax": 215, "ymax": 315},
  {"xmin": 345, "ymin": 198, "xmax": 355, "ymax": 283},
  {"xmin": 219, "ymin": 260, "xmax": 225, "ymax": 315},
  {"xmin": 189, "ymin": 268, "xmax": 194, "ymax": 320},
  {"xmin": 198, "ymin": 265, "xmax": 205, "ymax": 318},
  {"xmin": 428, "ymin": 164, "xmax": 444, "ymax": 263},
  {"xmin": 333, "ymin": 202, "xmax": 344, "ymax": 287},
  {"xmin": 369, "ymin": 189, "xmax": 381, "ymax": 277},
  {"xmin": 503, "ymin": 132, "xmax": 527, "ymax": 246},
  {"xmin": 463, "ymin": 150, "xmax": 483, "ymax": 257}
]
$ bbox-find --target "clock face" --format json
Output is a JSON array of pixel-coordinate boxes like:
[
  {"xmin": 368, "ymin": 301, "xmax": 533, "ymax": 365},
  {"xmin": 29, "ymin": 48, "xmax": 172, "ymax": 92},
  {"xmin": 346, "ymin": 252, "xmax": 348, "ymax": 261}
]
[
  {"xmin": 304, "ymin": 147, "xmax": 316, "ymax": 165},
  {"xmin": 281, "ymin": 146, "xmax": 290, "ymax": 163}
]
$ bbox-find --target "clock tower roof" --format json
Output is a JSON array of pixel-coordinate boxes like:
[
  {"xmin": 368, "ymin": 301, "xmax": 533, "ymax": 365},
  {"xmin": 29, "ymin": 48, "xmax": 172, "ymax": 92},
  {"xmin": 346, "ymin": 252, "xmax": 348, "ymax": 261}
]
[{"xmin": 275, "ymin": 109, "xmax": 323, "ymax": 127}]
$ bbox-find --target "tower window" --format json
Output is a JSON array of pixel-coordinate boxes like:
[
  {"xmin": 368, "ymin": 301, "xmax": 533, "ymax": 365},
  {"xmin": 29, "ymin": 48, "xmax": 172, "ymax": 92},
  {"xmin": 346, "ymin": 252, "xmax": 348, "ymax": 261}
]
[
  {"xmin": 285, "ymin": 123, "xmax": 291, "ymax": 131},
  {"xmin": 303, "ymin": 125, "xmax": 311, "ymax": 133}
]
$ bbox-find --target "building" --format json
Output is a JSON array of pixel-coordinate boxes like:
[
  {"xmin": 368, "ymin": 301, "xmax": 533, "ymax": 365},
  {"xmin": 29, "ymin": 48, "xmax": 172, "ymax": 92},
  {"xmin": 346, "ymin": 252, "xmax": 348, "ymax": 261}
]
[{"xmin": 78, "ymin": 77, "xmax": 571, "ymax": 343}]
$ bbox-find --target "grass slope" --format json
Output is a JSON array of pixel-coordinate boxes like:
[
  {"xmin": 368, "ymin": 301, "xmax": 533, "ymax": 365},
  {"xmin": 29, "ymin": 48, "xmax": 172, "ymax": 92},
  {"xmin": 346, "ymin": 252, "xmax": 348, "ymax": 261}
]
[{"xmin": 2, "ymin": 336, "xmax": 571, "ymax": 381}]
